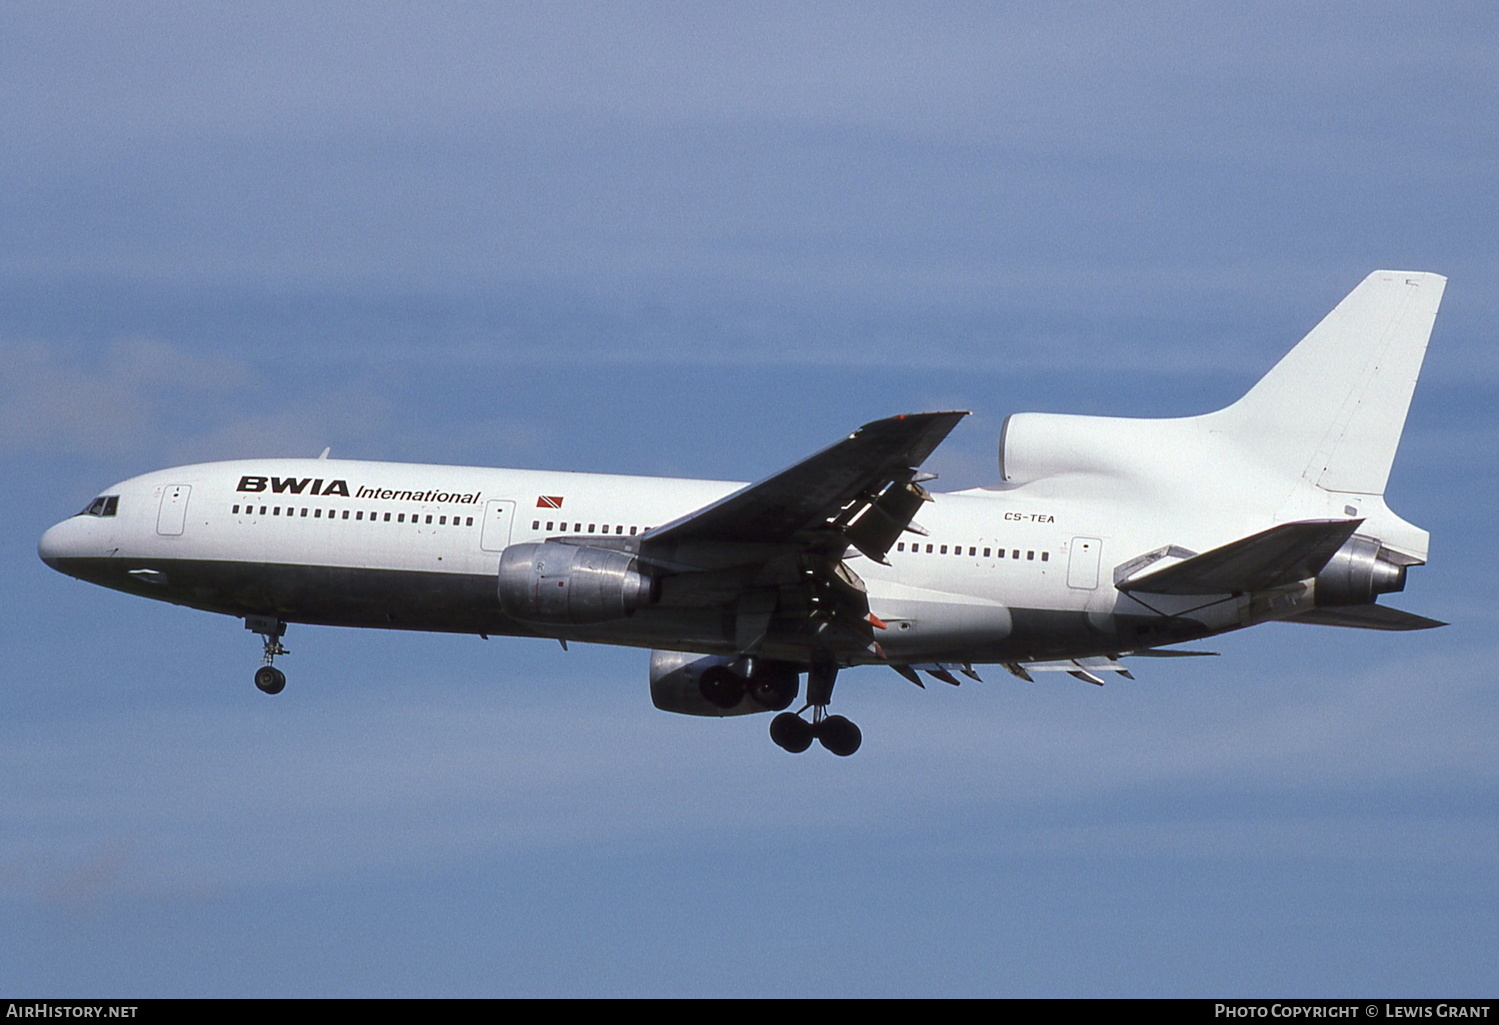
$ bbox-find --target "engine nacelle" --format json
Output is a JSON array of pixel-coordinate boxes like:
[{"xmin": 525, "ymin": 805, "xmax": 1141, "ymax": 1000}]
[
  {"xmin": 649, "ymin": 650, "xmax": 800, "ymax": 718},
  {"xmin": 1314, "ymin": 535, "xmax": 1409, "ymax": 607},
  {"xmin": 497, "ymin": 542, "xmax": 653, "ymax": 624}
]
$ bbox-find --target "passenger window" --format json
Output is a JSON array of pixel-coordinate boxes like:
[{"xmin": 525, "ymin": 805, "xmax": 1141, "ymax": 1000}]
[
  {"xmin": 588, "ymin": 524, "xmax": 596, "ymax": 533},
  {"xmin": 260, "ymin": 506, "xmax": 267, "ymax": 516},
  {"xmin": 983, "ymin": 548, "xmax": 991, "ymax": 557},
  {"xmin": 356, "ymin": 511, "xmax": 364, "ymax": 520},
  {"xmin": 233, "ymin": 505, "xmax": 240, "ymax": 515},
  {"xmin": 314, "ymin": 509, "xmax": 321, "ymax": 518},
  {"xmin": 1041, "ymin": 551, "xmax": 1049, "ymax": 562},
  {"xmin": 969, "ymin": 547, "xmax": 976, "ymax": 556},
  {"xmin": 616, "ymin": 526, "xmax": 623, "ymax": 535},
  {"xmin": 426, "ymin": 515, "xmax": 433, "ymax": 524},
  {"xmin": 532, "ymin": 520, "xmax": 540, "ymax": 530},
  {"xmin": 1027, "ymin": 551, "xmax": 1034, "ymax": 560},
  {"xmin": 897, "ymin": 542, "xmax": 905, "ymax": 552},
  {"xmin": 925, "ymin": 544, "xmax": 933, "ymax": 553},
  {"xmin": 546, "ymin": 521, "xmax": 554, "ymax": 530},
  {"xmin": 1012, "ymin": 550, "xmax": 1020, "ymax": 559},
  {"xmin": 630, "ymin": 526, "xmax": 637, "ymax": 535},
  {"xmin": 342, "ymin": 510, "xmax": 349, "ymax": 520},
  {"xmin": 300, "ymin": 508, "xmax": 308, "ymax": 517},
  {"xmin": 383, "ymin": 512, "xmax": 391, "ymax": 522},
  {"xmin": 465, "ymin": 517, "xmax": 473, "ymax": 526}
]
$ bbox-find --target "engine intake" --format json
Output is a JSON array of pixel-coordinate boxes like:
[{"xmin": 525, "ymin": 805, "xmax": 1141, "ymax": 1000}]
[
  {"xmin": 649, "ymin": 651, "xmax": 801, "ymax": 717},
  {"xmin": 1314, "ymin": 535, "xmax": 1408, "ymax": 607},
  {"xmin": 498, "ymin": 542, "xmax": 653, "ymax": 623}
]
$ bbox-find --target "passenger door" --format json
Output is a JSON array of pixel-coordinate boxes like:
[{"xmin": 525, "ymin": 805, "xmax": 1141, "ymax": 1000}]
[
  {"xmin": 156, "ymin": 484, "xmax": 192, "ymax": 536},
  {"xmin": 480, "ymin": 500, "xmax": 516, "ymax": 552}
]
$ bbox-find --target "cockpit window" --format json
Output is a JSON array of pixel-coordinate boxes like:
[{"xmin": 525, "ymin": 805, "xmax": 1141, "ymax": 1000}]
[{"xmin": 78, "ymin": 495, "xmax": 120, "ymax": 517}]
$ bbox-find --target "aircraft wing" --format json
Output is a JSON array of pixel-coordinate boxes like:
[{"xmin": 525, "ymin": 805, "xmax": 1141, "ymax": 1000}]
[
  {"xmin": 642, "ymin": 411, "xmax": 968, "ymax": 565},
  {"xmin": 634, "ymin": 411, "xmax": 966, "ymax": 659}
]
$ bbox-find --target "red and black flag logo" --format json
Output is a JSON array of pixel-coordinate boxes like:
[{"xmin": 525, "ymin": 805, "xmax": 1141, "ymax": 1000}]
[{"xmin": 536, "ymin": 495, "xmax": 564, "ymax": 509}]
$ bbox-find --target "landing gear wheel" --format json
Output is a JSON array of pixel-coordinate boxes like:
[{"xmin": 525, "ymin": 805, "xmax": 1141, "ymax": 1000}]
[
  {"xmin": 770, "ymin": 712, "xmax": 815, "ymax": 753},
  {"xmin": 254, "ymin": 665, "xmax": 286, "ymax": 695},
  {"xmin": 699, "ymin": 665, "xmax": 746, "ymax": 709},
  {"xmin": 816, "ymin": 714, "xmax": 862, "ymax": 757}
]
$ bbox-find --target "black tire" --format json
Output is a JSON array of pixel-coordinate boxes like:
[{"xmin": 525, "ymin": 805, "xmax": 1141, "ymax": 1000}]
[
  {"xmin": 816, "ymin": 715, "xmax": 862, "ymax": 756},
  {"xmin": 254, "ymin": 666, "xmax": 286, "ymax": 695},
  {"xmin": 698, "ymin": 665, "xmax": 745, "ymax": 709},
  {"xmin": 769, "ymin": 712, "xmax": 814, "ymax": 753}
]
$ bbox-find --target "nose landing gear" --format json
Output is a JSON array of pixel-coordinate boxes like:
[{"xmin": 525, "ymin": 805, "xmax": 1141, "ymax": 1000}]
[
  {"xmin": 254, "ymin": 664, "xmax": 286, "ymax": 695},
  {"xmin": 246, "ymin": 616, "xmax": 288, "ymax": 695},
  {"xmin": 768, "ymin": 662, "xmax": 862, "ymax": 756}
]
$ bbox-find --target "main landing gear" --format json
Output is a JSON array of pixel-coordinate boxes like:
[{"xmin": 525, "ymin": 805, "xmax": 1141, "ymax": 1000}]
[
  {"xmin": 246, "ymin": 615, "xmax": 288, "ymax": 695},
  {"xmin": 769, "ymin": 662, "xmax": 862, "ymax": 756}
]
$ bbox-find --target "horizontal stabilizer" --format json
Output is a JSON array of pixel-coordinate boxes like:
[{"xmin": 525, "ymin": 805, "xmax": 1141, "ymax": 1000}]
[
  {"xmin": 1118, "ymin": 519, "xmax": 1362, "ymax": 596},
  {"xmin": 1282, "ymin": 605, "xmax": 1446, "ymax": 631}
]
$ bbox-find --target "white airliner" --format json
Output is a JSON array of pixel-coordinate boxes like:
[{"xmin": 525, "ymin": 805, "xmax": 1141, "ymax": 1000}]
[{"xmin": 39, "ymin": 271, "xmax": 1446, "ymax": 755}]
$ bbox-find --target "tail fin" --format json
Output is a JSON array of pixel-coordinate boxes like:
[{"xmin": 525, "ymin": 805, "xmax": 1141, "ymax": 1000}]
[{"xmin": 1209, "ymin": 270, "xmax": 1445, "ymax": 495}]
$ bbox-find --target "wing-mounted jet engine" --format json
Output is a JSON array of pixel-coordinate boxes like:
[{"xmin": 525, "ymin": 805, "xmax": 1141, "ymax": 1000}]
[
  {"xmin": 648, "ymin": 650, "xmax": 800, "ymax": 716},
  {"xmin": 497, "ymin": 541, "xmax": 655, "ymax": 624}
]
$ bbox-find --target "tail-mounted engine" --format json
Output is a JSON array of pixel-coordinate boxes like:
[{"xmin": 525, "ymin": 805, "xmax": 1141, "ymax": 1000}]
[
  {"xmin": 1313, "ymin": 535, "xmax": 1411, "ymax": 607},
  {"xmin": 498, "ymin": 542, "xmax": 654, "ymax": 624},
  {"xmin": 649, "ymin": 650, "xmax": 800, "ymax": 717}
]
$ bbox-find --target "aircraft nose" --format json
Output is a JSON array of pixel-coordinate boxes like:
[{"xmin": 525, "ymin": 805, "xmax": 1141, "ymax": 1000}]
[{"xmin": 38, "ymin": 517, "xmax": 86, "ymax": 571}]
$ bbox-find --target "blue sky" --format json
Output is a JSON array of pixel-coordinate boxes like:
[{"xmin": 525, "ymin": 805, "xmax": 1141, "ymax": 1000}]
[{"xmin": 2, "ymin": 2, "xmax": 1496, "ymax": 996}]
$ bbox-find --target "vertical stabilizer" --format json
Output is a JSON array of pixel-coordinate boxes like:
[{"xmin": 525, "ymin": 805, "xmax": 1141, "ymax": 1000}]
[{"xmin": 1211, "ymin": 271, "xmax": 1445, "ymax": 495}]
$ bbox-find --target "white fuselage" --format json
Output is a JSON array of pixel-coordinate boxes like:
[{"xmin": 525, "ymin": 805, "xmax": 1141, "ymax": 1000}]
[{"xmin": 38, "ymin": 452, "xmax": 1395, "ymax": 666}]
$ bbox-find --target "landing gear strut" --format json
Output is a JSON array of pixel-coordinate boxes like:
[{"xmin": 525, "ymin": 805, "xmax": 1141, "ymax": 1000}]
[
  {"xmin": 769, "ymin": 662, "xmax": 862, "ymax": 756},
  {"xmin": 246, "ymin": 615, "xmax": 288, "ymax": 695}
]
